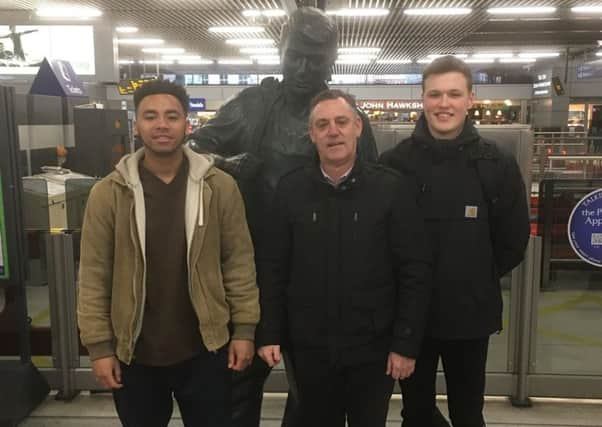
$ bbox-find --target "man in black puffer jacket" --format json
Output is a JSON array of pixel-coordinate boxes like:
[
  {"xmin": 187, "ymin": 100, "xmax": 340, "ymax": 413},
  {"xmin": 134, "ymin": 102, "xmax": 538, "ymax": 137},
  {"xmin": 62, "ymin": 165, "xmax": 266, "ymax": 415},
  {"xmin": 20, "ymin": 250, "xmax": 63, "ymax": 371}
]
[
  {"xmin": 380, "ymin": 56, "xmax": 530, "ymax": 427},
  {"xmin": 257, "ymin": 89, "xmax": 431, "ymax": 427}
]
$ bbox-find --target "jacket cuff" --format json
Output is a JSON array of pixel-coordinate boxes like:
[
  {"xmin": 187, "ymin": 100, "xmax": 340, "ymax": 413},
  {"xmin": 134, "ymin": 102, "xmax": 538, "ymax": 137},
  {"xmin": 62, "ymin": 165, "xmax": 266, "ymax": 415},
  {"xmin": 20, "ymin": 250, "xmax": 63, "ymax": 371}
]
[
  {"xmin": 390, "ymin": 337, "xmax": 420, "ymax": 359},
  {"xmin": 86, "ymin": 340, "xmax": 115, "ymax": 361},
  {"xmin": 231, "ymin": 323, "xmax": 256, "ymax": 341}
]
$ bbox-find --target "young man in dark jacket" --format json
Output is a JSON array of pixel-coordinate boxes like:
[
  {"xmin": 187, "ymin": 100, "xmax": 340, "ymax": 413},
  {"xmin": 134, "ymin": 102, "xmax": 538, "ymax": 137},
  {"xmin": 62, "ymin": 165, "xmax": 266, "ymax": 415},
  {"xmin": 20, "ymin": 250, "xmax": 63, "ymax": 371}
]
[
  {"xmin": 257, "ymin": 89, "xmax": 431, "ymax": 427},
  {"xmin": 380, "ymin": 56, "xmax": 530, "ymax": 427}
]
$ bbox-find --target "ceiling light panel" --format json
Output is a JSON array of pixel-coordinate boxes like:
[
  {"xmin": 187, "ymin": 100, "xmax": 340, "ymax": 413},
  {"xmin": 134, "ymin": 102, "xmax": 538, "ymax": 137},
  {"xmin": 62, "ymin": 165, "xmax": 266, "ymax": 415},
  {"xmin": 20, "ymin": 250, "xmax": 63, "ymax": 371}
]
[
  {"xmin": 36, "ymin": 6, "xmax": 102, "ymax": 18},
  {"xmin": 116, "ymin": 27, "xmax": 138, "ymax": 33},
  {"xmin": 142, "ymin": 47, "xmax": 185, "ymax": 54},
  {"xmin": 572, "ymin": 6, "xmax": 602, "ymax": 14},
  {"xmin": 327, "ymin": 8, "xmax": 390, "ymax": 17},
  {"xmin": 240, "ymin": 47, "xmax": 278, "ymax": 54},
  {"xmin": 487, "ymin": 7, "xmax": 556, "ymax": 15},
  {"xmin": 226, "ymin": 38, "xmax": 274, "ymax": 46},
  {"xmin": 404, "ymin": 8, "xmax": 472, "ymax": 16},
  {"xmin": 209, "ymin": 26, "xmax": 265, "ymax": 34},
  {"xmin": 338, "ymin": 48, "xmax": 381, "ymax": 54},
  {"xmin": 118, "ymin": 38, "xmax": 164, "ymax": 45}
]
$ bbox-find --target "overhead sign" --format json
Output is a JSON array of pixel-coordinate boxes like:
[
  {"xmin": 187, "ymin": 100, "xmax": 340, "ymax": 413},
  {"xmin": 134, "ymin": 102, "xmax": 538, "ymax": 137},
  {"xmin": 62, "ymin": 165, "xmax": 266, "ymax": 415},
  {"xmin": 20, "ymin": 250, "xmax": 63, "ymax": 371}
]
[
  {"xmin": 358, "ymin": 100, "xmax": 423, "ymax": 110},
  {"xmin": 118, "ymin": 78, "xmax": 156, "ymax": 95},
  {"xmin": 189, "ymin": 98, "xmax": 206, "ymax": 112},
  {"xmin": 568, "ymin": 189, "xmax": 602, "ymax": 267},
  {"xmin": 0, "ymin": 172, "xmax": 9, "ymax": 279}
]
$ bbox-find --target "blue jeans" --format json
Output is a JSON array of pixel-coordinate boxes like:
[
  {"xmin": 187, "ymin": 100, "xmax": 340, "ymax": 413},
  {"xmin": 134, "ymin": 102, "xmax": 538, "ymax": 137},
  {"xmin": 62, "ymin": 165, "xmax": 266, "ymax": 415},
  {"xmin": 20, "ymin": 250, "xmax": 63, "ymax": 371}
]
[{"xmin": 113, "ymin": 348, "xmax": 231, "ymax": 427}]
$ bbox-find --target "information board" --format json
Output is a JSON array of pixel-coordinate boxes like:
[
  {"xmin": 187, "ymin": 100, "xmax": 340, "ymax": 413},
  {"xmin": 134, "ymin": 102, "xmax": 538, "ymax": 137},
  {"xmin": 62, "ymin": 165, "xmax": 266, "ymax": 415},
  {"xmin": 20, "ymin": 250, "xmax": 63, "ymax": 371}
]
[{"xmin": 568, "ymin": 188, "xmax": 602, "ymax": 267}]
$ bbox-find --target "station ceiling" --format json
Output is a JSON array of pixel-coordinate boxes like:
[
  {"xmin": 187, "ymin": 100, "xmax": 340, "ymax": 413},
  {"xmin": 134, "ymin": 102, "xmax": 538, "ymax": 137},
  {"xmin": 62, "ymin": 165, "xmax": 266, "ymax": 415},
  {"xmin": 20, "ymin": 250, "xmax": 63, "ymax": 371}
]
[{"xmin": 1, "ymin": 0, "xmax": 601, "ymax": 74}]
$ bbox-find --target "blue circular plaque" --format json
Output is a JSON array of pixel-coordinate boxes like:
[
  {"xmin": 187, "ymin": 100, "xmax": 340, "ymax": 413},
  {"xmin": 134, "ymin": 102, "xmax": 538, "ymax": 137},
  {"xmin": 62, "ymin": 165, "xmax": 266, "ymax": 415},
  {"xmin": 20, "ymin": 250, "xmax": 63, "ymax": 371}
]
[{"xmin": 568, "ymin": 188, "xmax": 602, "ymax": 267}]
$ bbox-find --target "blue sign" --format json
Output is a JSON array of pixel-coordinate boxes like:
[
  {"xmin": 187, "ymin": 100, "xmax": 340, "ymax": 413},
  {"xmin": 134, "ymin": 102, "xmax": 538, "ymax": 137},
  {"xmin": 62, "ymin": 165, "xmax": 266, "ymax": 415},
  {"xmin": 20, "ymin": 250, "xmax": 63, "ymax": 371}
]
[
  {"xmin": 189, "ymin": 98, "xmax": 206, "ymax": 112},
  {"xmin": 29, "ymin": 57, "xmax": 87, "ymax": 97},
  {"xmin": 568, "ymin": 189, "xmax": 602, "ymax": 267}
]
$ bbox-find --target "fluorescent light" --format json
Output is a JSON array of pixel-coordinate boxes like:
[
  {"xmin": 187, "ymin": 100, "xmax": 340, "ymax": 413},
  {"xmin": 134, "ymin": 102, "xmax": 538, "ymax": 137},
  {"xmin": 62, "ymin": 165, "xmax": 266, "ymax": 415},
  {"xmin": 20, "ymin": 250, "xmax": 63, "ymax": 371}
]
[
  {"xmin": 118, "ymin": 38, "xmax": 164, "ymax": 45},
  {"xmin": 336, "ymin": 59, "xmax": 372, "ymax": 64},
  {"xmin": 116, "ymin": 26, "xmax": 138, "ymax": 33},
  {"xmin": 226, "ymin": 38, "xmax": 274, "ymax": 46},
  {"xmin": 163, "ymin": 55, "xmax": 201, "ymax": 61},
  {"xmin": 139, "ymin": 60, "xmax": 173, "ymax": 65},
  {"xmin": 142, "ymin": 47, "xmax": 185, "ymax": 54},
  {"xmin": 338, "ymin": 47, "xmax": 381, "ymax": 54},
  {"xmin": 337, "ymin": 55, "xmax": 377, "ymax": 61},
  {"xmin": 36, "ymin": 6, "xmax": 102, "ymax": 18},
  {"xmin": 118, "ymin": 59, "xmax": 135, "ymax": 64},
  {"xmin": 327, "ymin": 8, "xmax": 390, "ymax": 17},
  {"xmin": 417, "ymin": 58, "xmax": 433, "ymax": 64},
  {"xmin": 597, "ymin": 52, "xmax": 602, "ymax": 57},
  {"xmin": 518, "ymin": 52, "xmax": 560, "ymax": 58},
  {"xmin": 218, "ymin": 59, "xmax": 253, "ymax": 65},
  {"xmin": 404, "ymin": 8, "xmax": 471, "ymax": 16},
  {"xmin": 242, "ymin": 9, "xmax": 286, "ymax": 17},
  {"xmin": 428, "ymin": 54, "xmax": 469, "ymax": 59},
  {"xmin": 487, "ymin": 7, "xmax": 556, "ymax": 15},
  {"xmin": 376, "ymin": 59, "xmax": 412, "ymax": 64},
  {"xmin": 263, "ymin": 9, "xmax": 286, "ymax": 17},
  {"xmin": 572, "ymin": 6, "xmax": 602, "ymax": 13},
  {"xmin": 209, "ymin": 26, "xmax": 264, "ymax": 33},
  {"xmin": 240, "ymin": 47, "xmax": 278, "ymax": 54},
  {"xmin": 504, "ymin": 99, "xmax": 513, "ymax": 106},
  {"xmin": 474, "ymin": 52, "xmax": 513, "ymax": 58},
  {"xmin": 465, "ymin": 58, "xmax": 495, "ymax": 64},
  {"xmin": 178, "ymin": 59, "xmax": 214, "ymax": 65},
  {"xmin": 500, "ymin": 58, "xmax": 537, "ymax": 63}
]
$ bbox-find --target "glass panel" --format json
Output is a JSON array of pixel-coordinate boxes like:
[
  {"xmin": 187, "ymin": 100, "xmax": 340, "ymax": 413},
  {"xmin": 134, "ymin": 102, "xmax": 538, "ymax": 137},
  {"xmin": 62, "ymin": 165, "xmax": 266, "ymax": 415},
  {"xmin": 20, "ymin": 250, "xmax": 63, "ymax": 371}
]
[{"xmin": 535, "ymin": 179, "xmax": 602, "ymax": 375}]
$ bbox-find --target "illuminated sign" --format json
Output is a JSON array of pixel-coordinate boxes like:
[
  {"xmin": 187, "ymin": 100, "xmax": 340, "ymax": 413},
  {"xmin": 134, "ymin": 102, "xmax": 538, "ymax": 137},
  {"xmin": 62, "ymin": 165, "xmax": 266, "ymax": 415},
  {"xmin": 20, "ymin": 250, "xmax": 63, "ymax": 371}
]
[
  {"xmin": 189, "ymin": 98, "xmax": 206, "ymax": 112},
  {"xmin": 358, "ymin": 100, "xmax": 424, "ymax": 110},
  {"xmin": 0, "ymin": 25, "xmax": 95, "ymax": 75},
  {"xmin": 118, "ymin": 78, "xmax": 156, "ymax": 95}
]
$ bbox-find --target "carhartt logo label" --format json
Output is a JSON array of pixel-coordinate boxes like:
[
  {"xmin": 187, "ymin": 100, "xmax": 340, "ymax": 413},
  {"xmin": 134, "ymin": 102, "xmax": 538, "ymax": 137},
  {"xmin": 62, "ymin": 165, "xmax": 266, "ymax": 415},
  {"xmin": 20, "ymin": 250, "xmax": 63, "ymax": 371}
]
[{"xmin": 465, "ymin": 206, "xmax": 478, "ymax": 218}]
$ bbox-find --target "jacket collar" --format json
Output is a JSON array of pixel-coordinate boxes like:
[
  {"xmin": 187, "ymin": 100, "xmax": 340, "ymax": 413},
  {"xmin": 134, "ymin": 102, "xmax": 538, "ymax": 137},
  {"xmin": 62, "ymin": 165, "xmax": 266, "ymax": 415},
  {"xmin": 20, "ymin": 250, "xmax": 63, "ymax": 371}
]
[
  {"xmin": 306, "ymin": 156, "xmax": 364, "ymax": 192},
  {"xmin": 112, "ymin": 145, "xmax": 215, "ymax": 187},
  {"xmin": 411, "ymin": 114, "xmax": 480, "ymax": 149}
]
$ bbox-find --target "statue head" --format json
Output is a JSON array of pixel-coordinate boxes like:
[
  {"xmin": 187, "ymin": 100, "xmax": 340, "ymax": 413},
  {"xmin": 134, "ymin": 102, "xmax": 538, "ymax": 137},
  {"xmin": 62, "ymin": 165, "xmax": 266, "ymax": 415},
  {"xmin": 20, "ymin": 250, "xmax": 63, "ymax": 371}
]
[{"xmin": 280, "ymin": 7, "xmax": 338, "ymax": 98}]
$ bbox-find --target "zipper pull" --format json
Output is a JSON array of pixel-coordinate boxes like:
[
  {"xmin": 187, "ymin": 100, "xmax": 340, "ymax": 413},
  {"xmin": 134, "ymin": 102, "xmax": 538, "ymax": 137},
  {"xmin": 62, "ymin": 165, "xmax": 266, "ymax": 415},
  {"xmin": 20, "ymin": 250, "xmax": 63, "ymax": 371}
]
[
  {"xmin": 312, "ymin": 212, "xmax": 317, "ymax": 223},
  {"xmin": 353, "ymin": 212, "xmax": 359, "ymax": 222}
]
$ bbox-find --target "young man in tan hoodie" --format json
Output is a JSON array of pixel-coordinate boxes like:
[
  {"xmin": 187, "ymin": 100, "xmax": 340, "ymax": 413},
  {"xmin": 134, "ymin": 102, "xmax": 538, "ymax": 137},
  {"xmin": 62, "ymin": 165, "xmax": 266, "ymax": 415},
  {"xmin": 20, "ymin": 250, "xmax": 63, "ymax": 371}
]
[{"xmin": 77, "ymin": 79, "xmax": 259, "ymax": 427}]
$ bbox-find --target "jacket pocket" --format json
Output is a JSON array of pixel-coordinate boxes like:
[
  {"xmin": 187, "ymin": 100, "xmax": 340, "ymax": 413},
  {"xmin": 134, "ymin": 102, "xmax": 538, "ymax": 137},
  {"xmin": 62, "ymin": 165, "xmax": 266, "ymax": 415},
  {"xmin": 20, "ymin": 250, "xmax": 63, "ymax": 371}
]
[
  {"xmin": 286, "ymin": 294, "xmax": 327, "ymax": 349},
  {"xmin": 348, "ymin": 287, "xmax": 395, "ymax": 336}
]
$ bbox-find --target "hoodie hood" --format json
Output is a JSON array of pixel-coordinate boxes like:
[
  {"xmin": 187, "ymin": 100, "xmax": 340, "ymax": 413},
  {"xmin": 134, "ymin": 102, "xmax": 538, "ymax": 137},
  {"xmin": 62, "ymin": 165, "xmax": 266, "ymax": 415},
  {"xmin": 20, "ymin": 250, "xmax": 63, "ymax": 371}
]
[{"xmin": 114, "ymin": 145, "xmax": 215, "ymax": 187}]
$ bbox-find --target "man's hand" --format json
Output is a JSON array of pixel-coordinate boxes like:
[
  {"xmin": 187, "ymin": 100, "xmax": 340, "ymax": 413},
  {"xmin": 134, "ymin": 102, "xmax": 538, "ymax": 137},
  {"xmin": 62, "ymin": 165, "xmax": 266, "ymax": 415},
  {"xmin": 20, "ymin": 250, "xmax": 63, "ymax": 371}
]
[
  {"xmin": 92, "ymin": 356, "xmax": 123, "ymax": 389},
  {"xmin": 228, "ymin": 339, "xmax": 255, "ymax": 371},
  {"xmin": 257, "ymin": 345, "xmax": 281, "ymax": 368},
  {"xmin": 386, "ymin": 352, "xmax": 416, "ymax": 380}
]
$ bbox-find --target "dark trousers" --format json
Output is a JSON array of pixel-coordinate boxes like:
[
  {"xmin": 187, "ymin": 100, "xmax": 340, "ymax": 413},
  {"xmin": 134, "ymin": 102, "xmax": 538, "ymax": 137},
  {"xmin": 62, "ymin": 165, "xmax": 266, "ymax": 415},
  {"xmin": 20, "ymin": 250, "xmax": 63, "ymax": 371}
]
[
  {"xmin": 400, "ymin": 337, "xmax": 489, "ymax": 427},
  {"xmin": 113, "ymin": 349, "xmax": 230, "ymax": 427},
  {"xmin": 293, "ymin": 351, "xmax": 394, "ymax": 427}
]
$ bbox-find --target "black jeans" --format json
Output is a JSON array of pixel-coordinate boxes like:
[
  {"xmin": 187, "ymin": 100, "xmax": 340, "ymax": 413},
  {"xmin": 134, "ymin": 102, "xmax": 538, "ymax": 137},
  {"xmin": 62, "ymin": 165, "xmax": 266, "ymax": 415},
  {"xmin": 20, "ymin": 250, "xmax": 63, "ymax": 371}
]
[
  {"xmin": 113, "ymin": 349, "xmax": 231, "ymax": 427},
  {"xmin": 400, "ymin": 337, "xmax": 489, "ymax": 427},
  {"xmin": 293, "ymin": 351, "xmax": 394, "ymax": 427}
]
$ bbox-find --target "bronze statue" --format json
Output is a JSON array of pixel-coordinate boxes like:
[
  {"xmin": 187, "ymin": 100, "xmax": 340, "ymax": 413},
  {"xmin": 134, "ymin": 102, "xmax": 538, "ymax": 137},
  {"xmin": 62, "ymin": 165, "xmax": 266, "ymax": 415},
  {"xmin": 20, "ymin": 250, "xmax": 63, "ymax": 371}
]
[{"xmin": 188, "ymin": 7, "xmax": 376, "ymax": 427}]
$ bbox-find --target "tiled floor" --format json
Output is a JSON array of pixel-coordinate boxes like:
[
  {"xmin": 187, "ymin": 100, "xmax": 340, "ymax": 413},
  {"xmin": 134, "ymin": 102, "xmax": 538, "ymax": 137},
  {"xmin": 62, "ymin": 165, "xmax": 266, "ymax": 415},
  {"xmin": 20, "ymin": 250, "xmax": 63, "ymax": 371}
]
[{"xmin": 19, "ymin": 392, "xmax": 602, "ymax": 426}]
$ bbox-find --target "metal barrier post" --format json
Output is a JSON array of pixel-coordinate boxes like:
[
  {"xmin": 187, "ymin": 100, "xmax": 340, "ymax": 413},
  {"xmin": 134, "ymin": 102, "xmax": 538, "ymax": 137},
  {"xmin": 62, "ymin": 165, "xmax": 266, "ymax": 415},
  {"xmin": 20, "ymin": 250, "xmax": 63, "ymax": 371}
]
[
  {"xmin": 511, "ymin": 235, "xmax": 542, "ymax": 407},
  {"xmin": 45, "ymin": 232, "xmax": 80, "ymax": 400}
]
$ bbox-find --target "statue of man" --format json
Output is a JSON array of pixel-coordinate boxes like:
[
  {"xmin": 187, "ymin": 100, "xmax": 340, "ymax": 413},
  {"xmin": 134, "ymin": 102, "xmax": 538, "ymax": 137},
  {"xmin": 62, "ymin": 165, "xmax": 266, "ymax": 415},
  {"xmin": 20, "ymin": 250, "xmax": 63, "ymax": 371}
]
[{"xmin": 187, "ymin": 7, "xmax": 377, "ymax": 427}]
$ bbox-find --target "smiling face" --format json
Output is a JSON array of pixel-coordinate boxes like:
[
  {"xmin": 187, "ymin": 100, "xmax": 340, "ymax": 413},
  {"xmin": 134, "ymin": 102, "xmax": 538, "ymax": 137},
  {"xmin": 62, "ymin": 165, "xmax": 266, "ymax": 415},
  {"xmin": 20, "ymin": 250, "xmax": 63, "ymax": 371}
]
[
  {"xmin": 309, "ymin": 97, "xmax": 362, "ymax": 169},
  {"xmin": 135, "ymin": 93, "xmax": 187, "ymax": 157},
  {"xmin": 422, "ymin": 71, "xmax": 474, "ymax": 140}
]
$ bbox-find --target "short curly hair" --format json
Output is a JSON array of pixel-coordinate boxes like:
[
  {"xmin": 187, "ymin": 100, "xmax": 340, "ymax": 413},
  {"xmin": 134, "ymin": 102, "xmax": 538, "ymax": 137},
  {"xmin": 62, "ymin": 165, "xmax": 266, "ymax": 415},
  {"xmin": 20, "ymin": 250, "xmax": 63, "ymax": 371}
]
[{"xmin": 133, "ymin": 78, "xmax": 190, "ymax": 113}]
